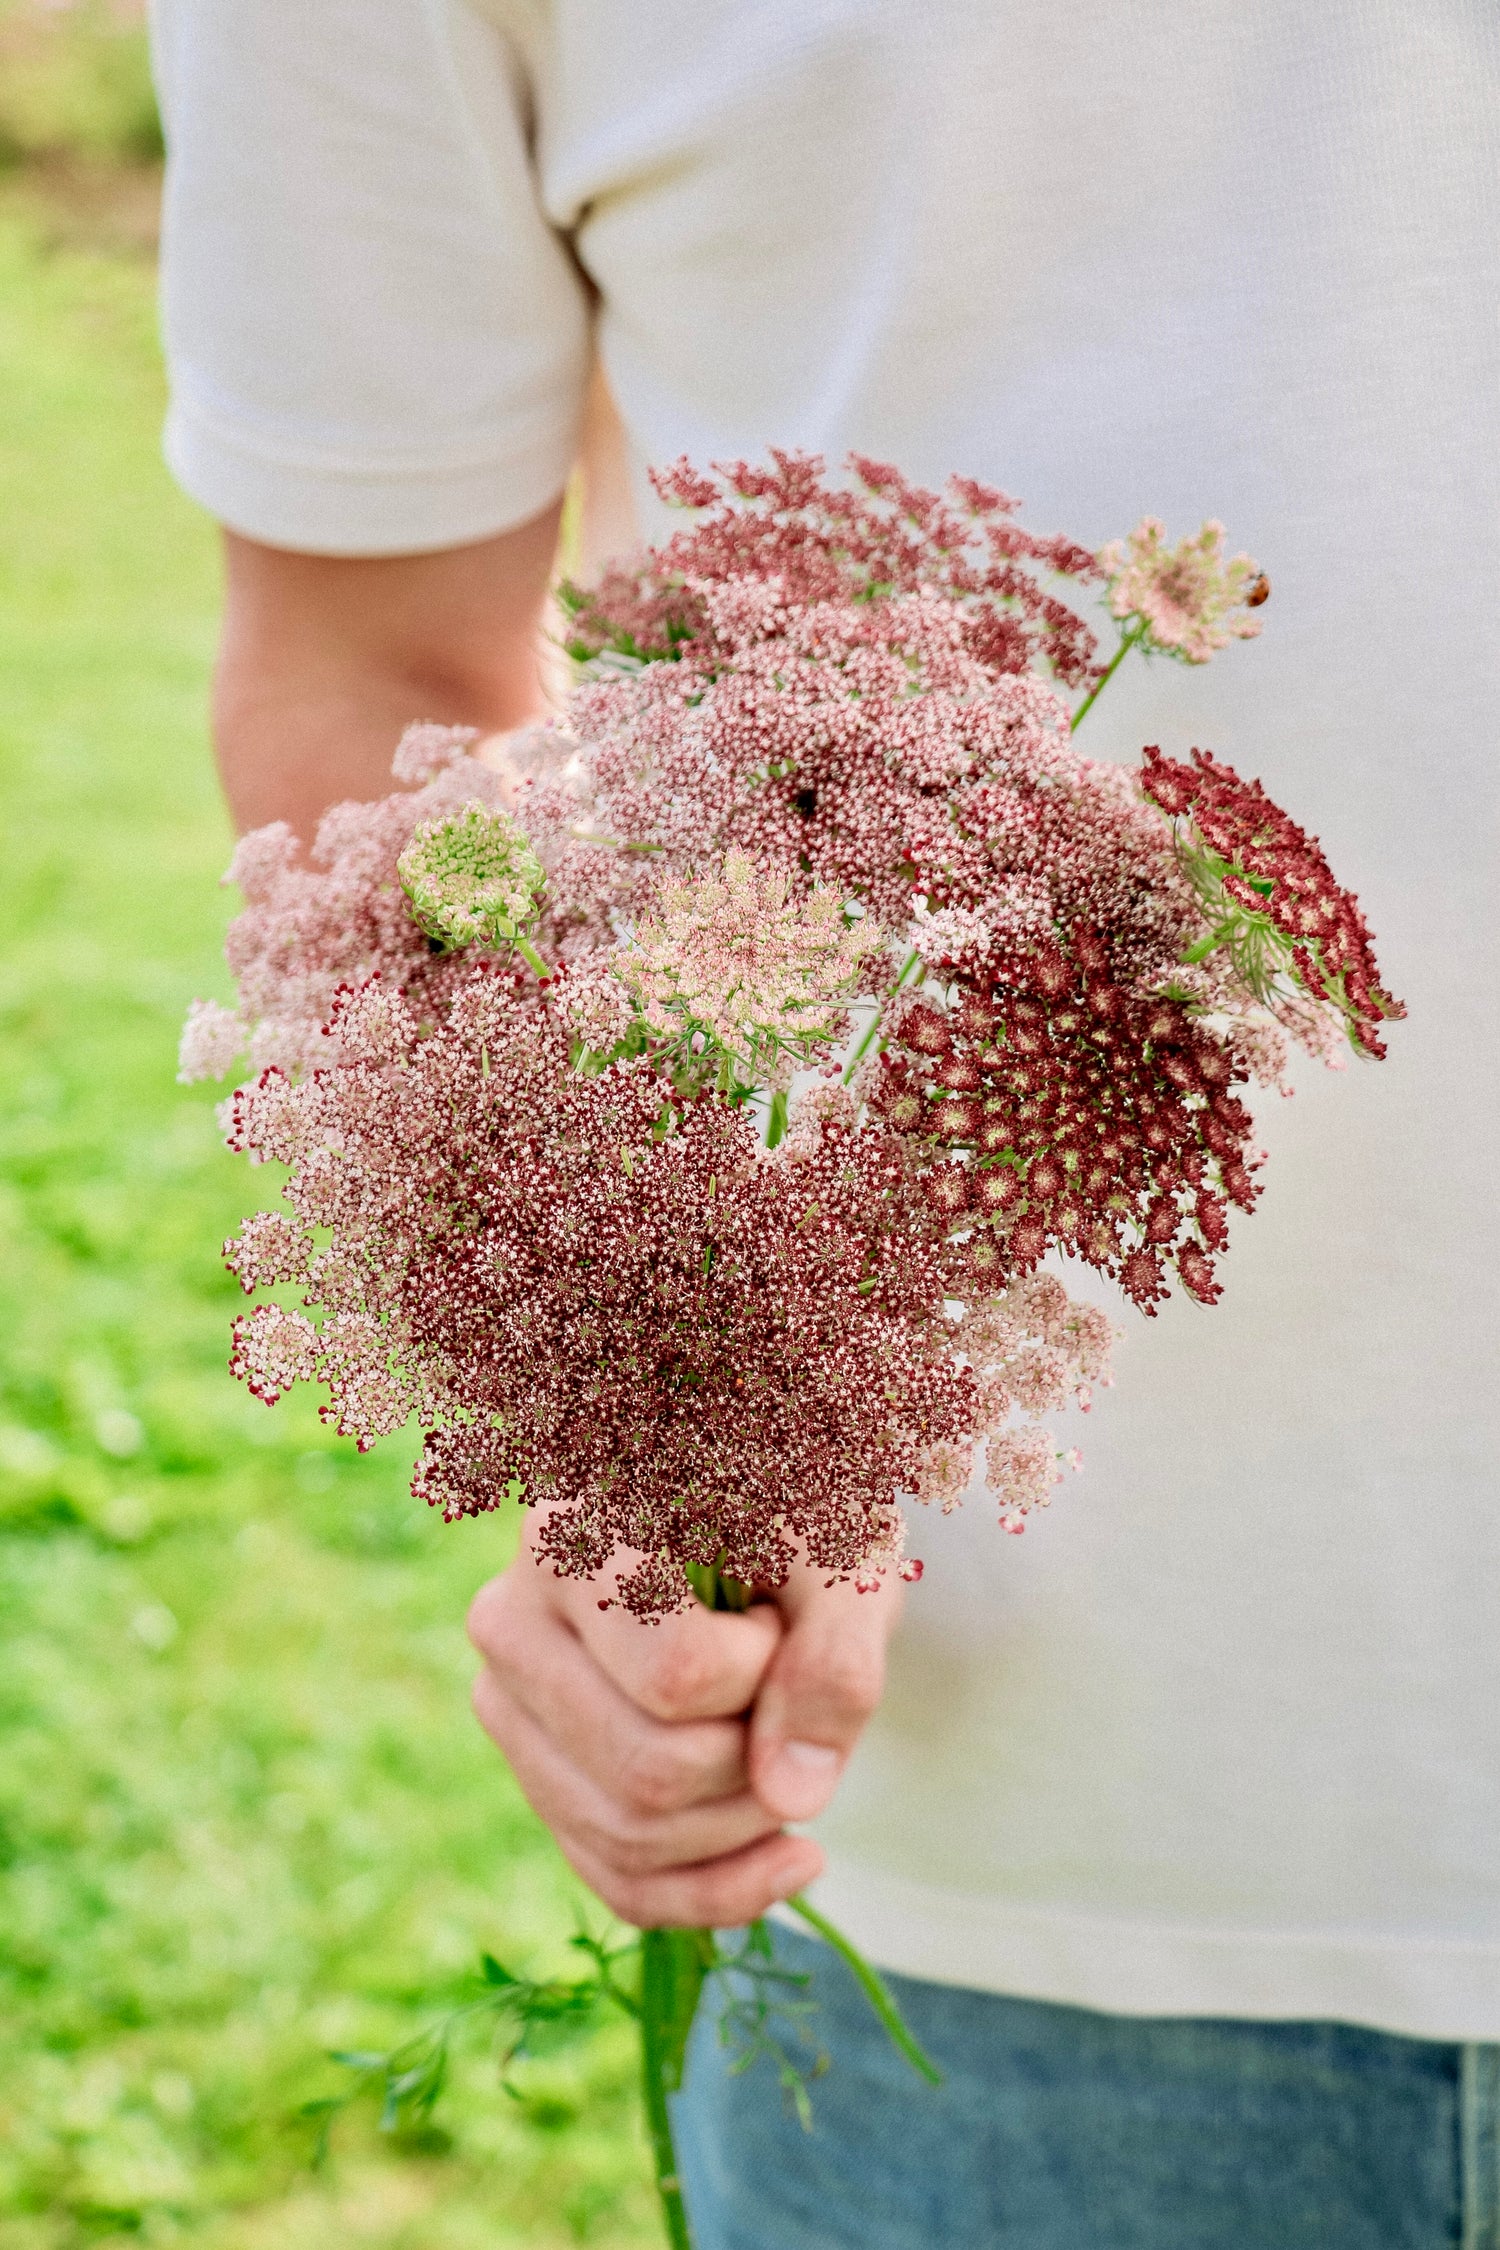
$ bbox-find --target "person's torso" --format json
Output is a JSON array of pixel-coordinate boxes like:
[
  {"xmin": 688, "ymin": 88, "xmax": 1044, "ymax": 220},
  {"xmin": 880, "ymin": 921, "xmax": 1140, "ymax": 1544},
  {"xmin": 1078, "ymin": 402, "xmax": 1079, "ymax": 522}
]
[{"xmin": 483, "ymin": 0, "xmax": 1500, "ymax": 1960}]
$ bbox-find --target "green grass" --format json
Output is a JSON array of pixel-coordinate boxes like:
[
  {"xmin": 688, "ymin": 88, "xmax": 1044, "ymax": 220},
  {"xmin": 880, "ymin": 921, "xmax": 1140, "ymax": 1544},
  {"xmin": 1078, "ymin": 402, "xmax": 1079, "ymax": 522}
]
[
  {"xmin": 0, "ymin": 199, "xmax": 656, "ymax": 2246},
  {"xmin": 0, "ymin": 3, "xmax": 161, "ymax": 171}
]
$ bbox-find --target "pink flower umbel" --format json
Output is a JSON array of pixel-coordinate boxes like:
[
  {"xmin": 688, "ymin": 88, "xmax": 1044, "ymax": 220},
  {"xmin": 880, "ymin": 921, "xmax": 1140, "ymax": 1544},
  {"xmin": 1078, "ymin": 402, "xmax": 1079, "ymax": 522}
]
[
  {"xmin": 611, "ymin": 850, "xmax": 880, "ymax": 1093},
  {"xmin": 562, "ymin": 449, "xmax": 1105, "ymax": 689},
  {"xmin": 178, "ymin": 722, "xmax": 627, "ymax": 1086},
  {"xmin": 1099, "ymin": 517, "xmax": 1269, "ymax": 664}
]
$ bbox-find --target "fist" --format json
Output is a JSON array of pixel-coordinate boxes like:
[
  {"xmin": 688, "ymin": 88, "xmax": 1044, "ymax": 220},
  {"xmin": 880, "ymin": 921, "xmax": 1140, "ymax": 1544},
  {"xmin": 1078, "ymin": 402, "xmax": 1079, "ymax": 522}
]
[{"xmin": 467, "ymin": 1517, "xmax": 903, "ymax": 1929}]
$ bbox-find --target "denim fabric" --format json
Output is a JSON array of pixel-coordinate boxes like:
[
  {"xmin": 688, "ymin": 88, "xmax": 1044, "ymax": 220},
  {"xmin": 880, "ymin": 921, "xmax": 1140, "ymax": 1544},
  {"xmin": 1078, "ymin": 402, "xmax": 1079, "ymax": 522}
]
[{"xmin": 674, "ymin": 1925, "xmax": 1500, "ymax": 2249}]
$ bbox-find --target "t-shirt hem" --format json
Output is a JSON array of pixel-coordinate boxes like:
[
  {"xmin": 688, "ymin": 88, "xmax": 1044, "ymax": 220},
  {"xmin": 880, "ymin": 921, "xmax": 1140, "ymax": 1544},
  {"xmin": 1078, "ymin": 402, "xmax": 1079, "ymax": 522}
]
[
  {"xmin": 778, "ymin": 1859, "xmax": 1500, "ymax": 2044},
  {"xmin": 163, "ymin": 391, "xmax": 575, "ymax": 557}
]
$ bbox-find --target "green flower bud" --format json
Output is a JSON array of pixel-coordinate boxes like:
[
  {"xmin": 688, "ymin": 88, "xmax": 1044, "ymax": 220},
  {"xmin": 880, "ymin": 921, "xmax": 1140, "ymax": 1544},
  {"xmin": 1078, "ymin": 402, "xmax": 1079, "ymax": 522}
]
[{"xmin": 397, "ymin": 801, "xmax": 547, "ymax": 970}]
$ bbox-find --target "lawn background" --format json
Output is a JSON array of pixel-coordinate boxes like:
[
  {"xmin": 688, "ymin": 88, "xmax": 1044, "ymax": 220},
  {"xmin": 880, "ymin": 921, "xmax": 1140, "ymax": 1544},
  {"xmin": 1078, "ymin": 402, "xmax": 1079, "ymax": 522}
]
[{"xmin": 0, "ymin": 9, "xmax": 656, "ymax": 2241}]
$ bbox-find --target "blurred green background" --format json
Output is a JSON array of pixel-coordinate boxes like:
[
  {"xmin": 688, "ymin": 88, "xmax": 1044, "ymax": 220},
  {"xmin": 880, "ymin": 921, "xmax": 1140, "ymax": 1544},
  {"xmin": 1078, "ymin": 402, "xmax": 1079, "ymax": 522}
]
[{"xmin": 0, "ymin": 6, "xmax": 654, "ymax": 2242}]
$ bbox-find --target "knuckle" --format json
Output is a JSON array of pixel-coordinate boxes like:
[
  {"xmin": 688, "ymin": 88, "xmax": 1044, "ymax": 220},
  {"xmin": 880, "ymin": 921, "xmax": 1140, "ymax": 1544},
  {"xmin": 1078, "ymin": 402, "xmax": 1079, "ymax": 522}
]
[
  {"xmin": 465, "ymin": 1571, "xmax": 517, "ymax": 1663},
  {"xmin": 790, "ymin": 1646, "xmax": 884, "ymax": 1725},
  {"xmin": 601, "ymin": 1824, "xmax": 665, "ymax": 1879},
  {"xmin": 618, "ymin": 1737, "xmax": 695, "ymax": 1817},
  {"xmin": 679, "ymin": 1865, "xmax": 760, "ymax": 1930},
  {"xmin": 635, "ymin": 1640, "xmax": 716, "ymax": 1722}
]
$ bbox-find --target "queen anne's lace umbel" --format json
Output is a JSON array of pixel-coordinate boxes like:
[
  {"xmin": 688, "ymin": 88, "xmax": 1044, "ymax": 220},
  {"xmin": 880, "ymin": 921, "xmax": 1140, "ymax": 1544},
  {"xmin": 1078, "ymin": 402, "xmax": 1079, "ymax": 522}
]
[
  {"xmin": 397, "ymin": 800, "xmax": 546, "ymax": 959},
  {"xmin": 615, "ymin": 852, "xmax": 880, "ymax": 1093},
  {"xmin": 1099, "ymin": 517, "xmax": 1269, "ymax": 664}
]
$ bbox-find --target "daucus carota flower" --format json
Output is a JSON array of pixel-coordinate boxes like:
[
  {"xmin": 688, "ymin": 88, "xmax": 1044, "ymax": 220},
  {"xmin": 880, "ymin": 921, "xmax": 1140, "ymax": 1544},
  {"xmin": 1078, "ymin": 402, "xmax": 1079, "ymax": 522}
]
[
  {"xmin": 875, "ymin": 949, "xmax": 1261, "ymax": 1313},
  {"xmin": 397, "ymin": 800, "xmax": 547, "ymax": 966},
  {"xmin": 577, "ymin": 583, "xmax": 1191, "ymax": 956},
  {"xmin": 178, "ymin": 723, "xmax": 626, "ymax": 1086},
  {"xmin": 562, "ymin": 448, "xmax": 1104, "ymax": 690},
  {"xmin": 194, "ymin": 451, "xmax": 1400, "ymax": 1628},
  {"xmin": 986, "ymin": 1424, "xmax": 1069, "ymax": 1533},
  {"xmin": 1141, "ymin": 745, "xmax": 1405, "ymax": 1057},
  {"xmin": 614, "ymin": 850, "xmax": 880, "ymax": 1091},
  {"xmin": 1099, "ymin": 518, "xmax": 1269, "ymax": 664},
  {"xmin": 222, "ymin": 974, "xmax": 989, "ymax": 1618}
]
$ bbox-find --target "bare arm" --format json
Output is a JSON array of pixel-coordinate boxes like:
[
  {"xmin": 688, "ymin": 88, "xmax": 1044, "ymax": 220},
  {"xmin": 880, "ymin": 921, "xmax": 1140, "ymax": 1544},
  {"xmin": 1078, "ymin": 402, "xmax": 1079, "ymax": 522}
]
[{"xmin": 213, "ymin": 501, "xmax": 563, "ymax": 838}]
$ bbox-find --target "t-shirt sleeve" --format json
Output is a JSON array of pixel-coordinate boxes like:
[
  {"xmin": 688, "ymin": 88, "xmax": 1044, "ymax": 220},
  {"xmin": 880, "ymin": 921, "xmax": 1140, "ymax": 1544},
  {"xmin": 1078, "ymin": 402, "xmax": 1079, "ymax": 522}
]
[{"xmin": 150, "ymin": 0, "xmax": 590, "ymax": 554}]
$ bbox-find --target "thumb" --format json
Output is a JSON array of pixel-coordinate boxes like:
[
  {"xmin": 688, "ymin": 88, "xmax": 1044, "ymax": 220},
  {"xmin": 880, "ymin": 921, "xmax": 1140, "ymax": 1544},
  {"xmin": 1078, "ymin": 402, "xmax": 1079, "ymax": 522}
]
[{"xmin": 748, "ymin": 1567, "xmax": 905, "ymax": 1822}]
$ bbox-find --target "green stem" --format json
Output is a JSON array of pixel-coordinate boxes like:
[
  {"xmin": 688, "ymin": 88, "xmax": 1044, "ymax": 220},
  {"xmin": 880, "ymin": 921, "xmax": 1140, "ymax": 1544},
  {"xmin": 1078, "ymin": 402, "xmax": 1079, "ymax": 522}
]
[
  {"xmin": 765, "ymin": 1087, "xmax": 789, "ymax": 1149},
  {"xmin": 683, "ymin": 1558, "xmax": 752, "ymax": 1612},
  {"xmin": 639, "ymin": 1929, "xmax": 705, "ymax": 2250},
  {"xmin": 636, "ymin": 1565, "xmax": 754, "ymax": 2245},
  {"xmin": 1071, "ymin": 617, "xmax": 1147, "ymax": 731},
  {"xmin": 843, "ymin": 946, "xmax": 923, "ymax": 1087},
  {"xmin": 784, "ymin": 1893, "xmax": 943, "ymax": 2086}
]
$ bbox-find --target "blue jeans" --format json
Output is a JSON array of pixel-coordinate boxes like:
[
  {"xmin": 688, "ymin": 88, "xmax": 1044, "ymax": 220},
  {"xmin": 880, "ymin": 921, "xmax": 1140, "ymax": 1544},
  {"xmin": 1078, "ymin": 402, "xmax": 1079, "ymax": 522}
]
[{"xmin": 674, "ymin": 1925, "xmax": 1500, "ymax": 2249}]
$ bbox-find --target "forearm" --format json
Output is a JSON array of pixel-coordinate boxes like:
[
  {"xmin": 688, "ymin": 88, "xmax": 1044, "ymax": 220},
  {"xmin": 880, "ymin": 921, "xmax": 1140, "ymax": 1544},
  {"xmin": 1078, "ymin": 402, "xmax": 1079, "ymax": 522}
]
[
  {"xmin": 214, "ymin": 659, "xmax": 528, "ymax": 841},
  {"xmin": 213, "ymin": 507, "xmax": 563, "ymax": 839}
]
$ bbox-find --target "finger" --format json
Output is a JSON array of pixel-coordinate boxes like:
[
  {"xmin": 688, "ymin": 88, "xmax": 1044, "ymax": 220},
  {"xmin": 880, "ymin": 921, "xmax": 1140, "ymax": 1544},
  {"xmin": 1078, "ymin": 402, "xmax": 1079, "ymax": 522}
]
[
  {"xmin": 468, "ymin": 1571, "xmax": 750, "ymax": 1813},
  {"xmin": 561, "ymin": 1823, "xmax": 825, "ymax": 1933},
  {"xmin": 749, "ymin": 1568, "xmax": 905, "ymax": 1822},
  {"xmin": 523, "ymin": 1524, "xmax": 783, "ymax": 1722},
  {"xmin": 474, "ymin": 1668, "xmax": 783, "ymax": 1875}
]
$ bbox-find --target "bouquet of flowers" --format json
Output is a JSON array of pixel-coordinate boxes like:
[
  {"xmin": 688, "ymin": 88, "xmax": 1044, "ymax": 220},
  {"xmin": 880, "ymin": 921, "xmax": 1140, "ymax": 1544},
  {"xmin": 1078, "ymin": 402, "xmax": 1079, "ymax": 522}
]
[{"xmin": 183, "ymin": 454, "xmax": 1401, "ymax": 2245}]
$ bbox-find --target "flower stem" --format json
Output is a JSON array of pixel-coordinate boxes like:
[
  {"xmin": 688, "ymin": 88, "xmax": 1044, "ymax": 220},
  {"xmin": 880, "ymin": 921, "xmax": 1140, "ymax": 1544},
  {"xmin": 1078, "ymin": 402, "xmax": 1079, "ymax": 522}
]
[
  {"xmin": 639, "ymin": 1928, "xmax": 710, "ymax": 2250},
  {"xmin": 1071, "ymin": 617, "xmax": 1147, "ymax": 731},
  {"xmin": 683, "ymin": 1558, "xmax": 753, "ymax": 1611},
  {"xmin": 843, "ymin": 946, "xmax": 922, "ymax": 1087},
  {"xmin": 783, "ymin": 1893, "xmax": 943, "ymax": 2086}
]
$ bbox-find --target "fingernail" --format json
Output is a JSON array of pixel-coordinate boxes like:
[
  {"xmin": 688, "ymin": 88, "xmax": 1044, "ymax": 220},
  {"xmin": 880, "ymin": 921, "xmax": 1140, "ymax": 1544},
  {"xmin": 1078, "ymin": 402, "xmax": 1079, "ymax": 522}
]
[{"xmin": 765, "ymin": 1740, "xmax": 841, "ymax": 1819}]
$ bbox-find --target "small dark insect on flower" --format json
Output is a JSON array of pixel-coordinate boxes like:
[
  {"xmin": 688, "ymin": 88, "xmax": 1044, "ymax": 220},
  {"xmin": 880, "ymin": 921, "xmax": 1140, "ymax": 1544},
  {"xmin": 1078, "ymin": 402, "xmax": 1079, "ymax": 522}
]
[{"xmin": 1243, "ymin": 573, "xmax": 1271, "ymax": 609}]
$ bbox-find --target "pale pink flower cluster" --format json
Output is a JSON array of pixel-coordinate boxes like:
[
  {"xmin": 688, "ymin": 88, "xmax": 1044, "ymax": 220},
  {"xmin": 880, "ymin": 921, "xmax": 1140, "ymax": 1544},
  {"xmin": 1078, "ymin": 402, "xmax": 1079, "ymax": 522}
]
[
  {"xmin": 1099, "ymin": 518, "xmax": 1268, "ymax": 664},
  {"xmin": 615, "ymin": 850, "xmax": 881, "ymax": 1089},
  {"xmin": 987, "ymin": 1425, "xmax": 1070, "ymax": 1533},
  {"xmin": 900, "ymin": 1274, "xmax": 1114, "ymax": 1525},
  {"xmin": 563, "ymin": 450, "xmax": 1104, "ymax": 689},
  {"xmin": 179, "ymin": 723, "xmax": 627, "ymax": 1086},
  {"xmin": 578, "ymin": 585, "xmax": 1200, "ymax": 992}
]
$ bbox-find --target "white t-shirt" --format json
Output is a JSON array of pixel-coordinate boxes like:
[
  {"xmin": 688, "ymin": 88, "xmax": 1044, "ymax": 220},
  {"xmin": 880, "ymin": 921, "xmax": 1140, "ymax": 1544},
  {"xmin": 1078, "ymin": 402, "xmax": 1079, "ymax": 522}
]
[{"xmin": 151, "ymin": 0, "xmax": 1500, "ymax": 2040}]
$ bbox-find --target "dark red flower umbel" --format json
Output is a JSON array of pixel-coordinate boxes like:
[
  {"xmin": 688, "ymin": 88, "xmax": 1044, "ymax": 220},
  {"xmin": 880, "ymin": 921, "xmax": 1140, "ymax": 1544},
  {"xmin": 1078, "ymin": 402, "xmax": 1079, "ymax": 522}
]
[
  {"xmin": 1140, "ymin": 746, "xmax": 1405, "ymax": 1056},
  {"xmin": 875, "ymin": 936, "xmax": 1259, "ymax": 1312}
]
